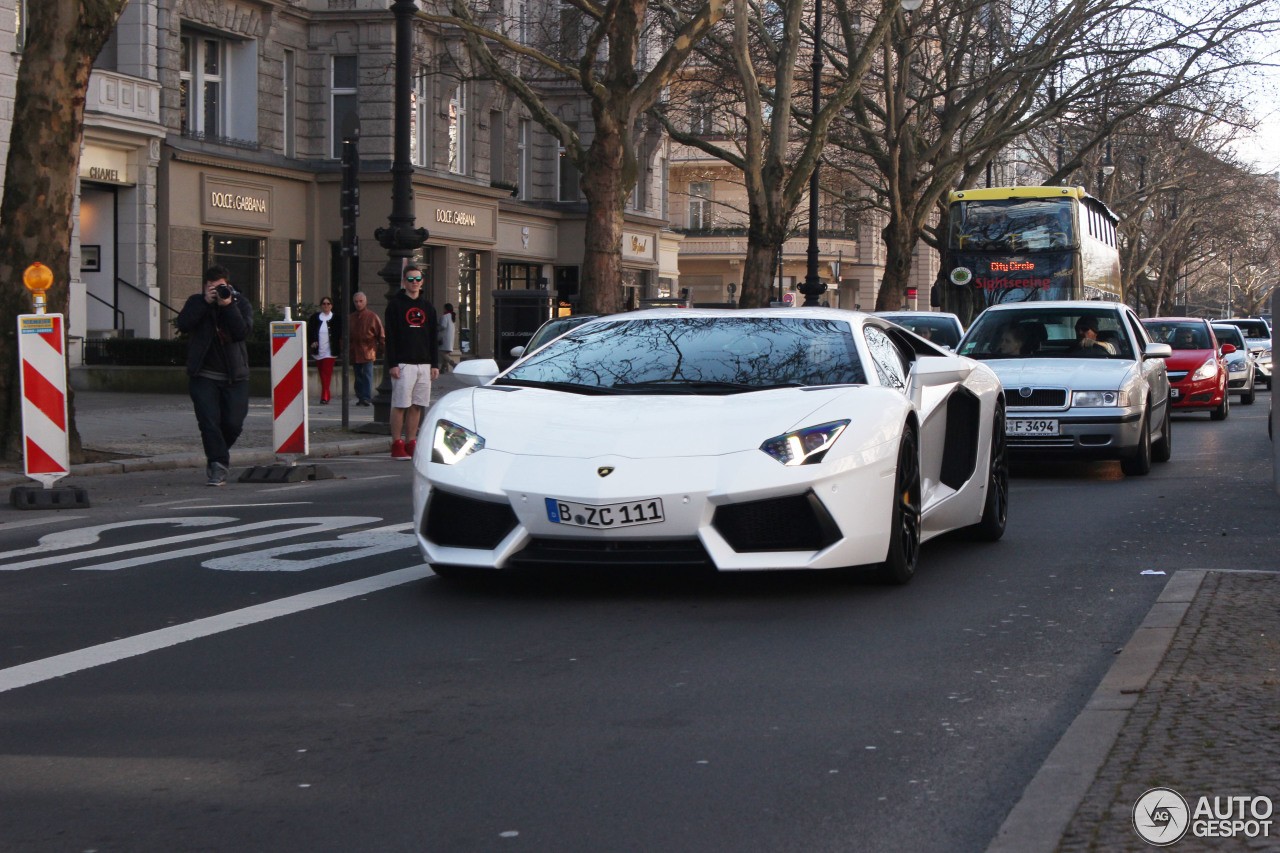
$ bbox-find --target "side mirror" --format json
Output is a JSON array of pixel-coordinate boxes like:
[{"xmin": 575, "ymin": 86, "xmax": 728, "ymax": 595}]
[
  {"xmin": 452, "ymin": 358, "xmax": 501, "ymax": 387},
  {"xmin": 912, "ymin": 355, "xmax": 974, "ymax": 386},
  {"xmin": 1221, "ymin": 343, "xmax": 1236, "ymax": 355},
  {"xmin": 509, "ymin": 345, "xmax": 526, "ymax": 359},
  {"xmin": 1144, "ymin": 342, "xmax": 1173, "ymax": 360}
]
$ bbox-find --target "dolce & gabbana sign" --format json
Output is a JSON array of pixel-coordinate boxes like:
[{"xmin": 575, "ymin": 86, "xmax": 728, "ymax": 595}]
[
  {"xmin": 417, "ymin": 193, "xmax": 496, "ymax": 242},
  {"xmin": 202, "ymin": 175, "xmax": 273, "ymax": 229}
]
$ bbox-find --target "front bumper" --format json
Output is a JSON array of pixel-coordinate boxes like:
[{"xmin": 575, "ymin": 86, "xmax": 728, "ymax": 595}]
[
  {"xmin": 1169, "ymin": 375, "xmax": 1224, "ymax": 410},
  {"xmin": 411, "ymin": 444, "xmax": 904, "ymax": 572},
  {"xmin": 1005, "ymin": 408, "xmax": 1144, "ymax": 459}
]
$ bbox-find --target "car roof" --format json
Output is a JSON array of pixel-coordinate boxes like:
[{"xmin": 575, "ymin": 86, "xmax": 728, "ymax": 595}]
[
  {"xmin": 1143, "ymin": 317, "xmax": 1211, "ymax": 325},
  {"xmin": 977, "ymin": 300, "xmax": 1128, "ymax": 314}
]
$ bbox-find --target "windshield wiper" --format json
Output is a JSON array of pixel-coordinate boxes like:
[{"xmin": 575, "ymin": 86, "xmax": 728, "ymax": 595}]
[{"xmin": 493, "ymin": 378, "xmax": 619, "ymax": 395}]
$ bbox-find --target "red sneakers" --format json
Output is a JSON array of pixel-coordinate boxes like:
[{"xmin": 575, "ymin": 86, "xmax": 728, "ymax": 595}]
[
  {"xmin": 391, "ymin": 439, "xmax": 411, "ymax": 460},
  {"xmin": 406, "ymin": 439, "xmax": 417, "ymax": 458}
]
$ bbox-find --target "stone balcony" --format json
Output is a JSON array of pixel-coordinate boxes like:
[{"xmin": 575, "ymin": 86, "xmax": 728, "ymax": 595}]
[{"xmin": 84, "ymin": 70, "xmax": 162, "ymax": 129}]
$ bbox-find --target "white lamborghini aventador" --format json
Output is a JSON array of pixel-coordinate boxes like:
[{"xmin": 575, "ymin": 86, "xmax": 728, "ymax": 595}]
[{"xmin": 412, "ymin": 308, "xmax": 1008, "ymax": 584}]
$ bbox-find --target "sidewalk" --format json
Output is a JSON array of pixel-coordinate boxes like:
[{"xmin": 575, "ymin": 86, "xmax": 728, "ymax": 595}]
[
  {"xmin": 987, "ymin": 569, "xmax": 1280, "ymax": 852},
  {"xmin": 3, "ymin": 383, "xmax": 1277, "ymax": 852},
  {"xmin": 0, "ymin": 371, "xmax": 467, "ymax": 486}
]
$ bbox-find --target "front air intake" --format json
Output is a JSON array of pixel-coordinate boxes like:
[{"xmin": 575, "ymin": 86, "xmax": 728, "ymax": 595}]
[
  {"xmin": 423, "ymin": 490, "xmax": 518, "ymax": 549},
  {"xmin": 713, "ymin": 492, "xmax": 841, "ymax": 552}
]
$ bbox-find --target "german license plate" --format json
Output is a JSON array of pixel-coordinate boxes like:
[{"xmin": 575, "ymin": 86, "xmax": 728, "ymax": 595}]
[
  {"xmin": 546, "ymin": 497, "xmax": 665, "ymax": 529},
  {"xmin": 1006, "ymin": 419, "xmax": 1059, "ymax": 436}
]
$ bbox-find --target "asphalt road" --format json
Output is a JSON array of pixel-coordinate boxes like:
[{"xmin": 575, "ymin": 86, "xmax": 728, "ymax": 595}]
[{"xmin": 0, "ymin": 394, "xmax": 1274, "ymax": 853}]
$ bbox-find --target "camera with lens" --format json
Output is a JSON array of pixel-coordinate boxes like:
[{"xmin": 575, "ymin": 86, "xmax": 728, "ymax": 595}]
[{"xmin": 215, "ymin": 284, "xmax": 233, "ymax": 300}]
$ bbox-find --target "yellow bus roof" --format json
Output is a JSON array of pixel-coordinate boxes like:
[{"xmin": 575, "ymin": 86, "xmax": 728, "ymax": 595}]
[{"xmin": 948, "ymin": 186, "xmax": 1086, "ymax": 203}]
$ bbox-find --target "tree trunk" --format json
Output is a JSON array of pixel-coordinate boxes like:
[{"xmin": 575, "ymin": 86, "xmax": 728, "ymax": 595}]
[
  {"xmin": 578, "ymin": 123, "xmax": 627, "ymax": 316},
  {"xmin": 0, "ymin": 0, "xmax": 127, "ymax": 461},
  {"xmin": 739, "ymin": 239, "xmax": 783, "ymax": 309},
  {"xmin": 875, "ymin": 217, "xmax": 916, "ymax": 311}
]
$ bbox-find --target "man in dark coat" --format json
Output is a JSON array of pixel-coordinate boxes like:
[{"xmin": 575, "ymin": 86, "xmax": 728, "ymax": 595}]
[{"xmin": 176, "ymin": 264, "xmax": 254, "ymax": 485}]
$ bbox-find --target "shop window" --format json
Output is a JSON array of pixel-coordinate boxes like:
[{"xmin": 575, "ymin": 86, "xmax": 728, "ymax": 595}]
[
  {"xmin": 331, "ymin": 55, "xmax": 358, "ymax": 159},
  {"xmin": 499, "ymin": 262, "xmax": 541, "ymax": 290},
  {"xmin": 459, "ymin": 251, "xmax": 480, "ymax": 354},
  {"xmin": 204, "ymin": 232, "xmax": 266, "ymax": 307},
  {"xmin": 449, "ymin": 84, "xmax": 468, "ymax": 175},
  {"xmin": 291, "ymin": 240, "xmax": 304, "ymax": 307}
]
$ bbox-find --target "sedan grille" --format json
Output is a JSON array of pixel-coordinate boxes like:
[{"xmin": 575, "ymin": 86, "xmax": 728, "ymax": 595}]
[
  {"xmin": 713, "ymin": 492, "xmax": 841, "ymax": 552},
  {"xmin": 1007, "ymin": 387, "xmax": 1067, "ymax": 409},
  {"xmin": 423, "ymin": 490, "xmax": 518, "ymax": 550},
  {"xmin": 1167, "ymin": 371, "xmax": 1189, "ymax": 382}
]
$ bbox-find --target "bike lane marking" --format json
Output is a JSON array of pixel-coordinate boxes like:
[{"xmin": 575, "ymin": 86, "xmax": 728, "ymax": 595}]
[
  {"xmin": 0, "ymin": 517, "xmax": 235, "ymax": 566},
  {"xmin": 0, "ymin": 564, "xmax": 435, "ymax": 694},
  {"xmin": 202, "ymin": 523, "xmax": 415, "ymax": 572},
  {"xmin": 0, "ymin": 517, "xmax": 380, "ymax": 572}
]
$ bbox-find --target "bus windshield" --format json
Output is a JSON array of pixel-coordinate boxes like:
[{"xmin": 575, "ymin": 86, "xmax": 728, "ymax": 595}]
[{"xmin": 950, "ymin": 199, "xmax": 1075, "ymax": 252}]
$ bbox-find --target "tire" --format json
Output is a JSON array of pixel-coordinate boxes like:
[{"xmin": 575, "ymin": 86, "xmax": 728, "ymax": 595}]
[
  {"xmin": 878, "ymin": 427, "xmax": 922, "ymax": 585},
  {"xmin": 1120, "ymin": 409, "xmax": 1153, "ymax": 476},
  {"xmin": 1242, "ymin": 378, "xmax": 1256, "ymax": 405},
  {"xmin": 1210, "ymin": 386, "xmax": 1230, "ymax": 421},
  {"xmin": 1152, "ymin": 401, "xmax": 1172, "ymax": 463},
  {"xmin": 965, "ymin": 401, "xmax": 1008, "ymax": 542}
]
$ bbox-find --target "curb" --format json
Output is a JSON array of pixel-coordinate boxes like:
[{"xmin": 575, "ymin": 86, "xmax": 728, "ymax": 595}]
[
  {"xmin": 984, "ymin": 569, "xmax": 1207, "ymax": 853},
  {"xmin": 0, "ymin": 437, "xmax": 392, "ymax": 488}
]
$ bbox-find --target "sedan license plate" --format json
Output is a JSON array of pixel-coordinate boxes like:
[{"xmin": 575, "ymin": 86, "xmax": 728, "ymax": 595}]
[
  {"xmin": 1006, "ymin": 418, "xmax": 1059, "ymax": 436},
  {"xmin": 546, "ymin": 497, "xmax": 665, "ymax": 529},
  {"xmin": 1170, "ymin": 388, "xmax": 1181, "ymax": 399}
]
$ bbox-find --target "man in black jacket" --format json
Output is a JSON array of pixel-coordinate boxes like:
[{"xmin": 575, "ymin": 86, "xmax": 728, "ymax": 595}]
[
  {"xmin": 384, "ymin": 263, "xmax": 439, "ymax": 459},
  {"xmin": 177, "ymin": 265, "xmax": 254, "ymax": 485}
]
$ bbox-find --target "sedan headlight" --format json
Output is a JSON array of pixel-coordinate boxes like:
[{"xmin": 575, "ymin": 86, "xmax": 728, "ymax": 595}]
[
  {"xmin": 1072, "ymin": 390, "xmax": 1129, "ymax": 407},
  {"xmin": 760, "ymin": 420, "xmax": 850, "ymax": 466},
  {"xmin": 431, "ymin": 419, "xmax": 485, "ymax": 464},
  {"xmin": 1191, "ymin": 357, "xmax": 1218, "ymax": 382}
]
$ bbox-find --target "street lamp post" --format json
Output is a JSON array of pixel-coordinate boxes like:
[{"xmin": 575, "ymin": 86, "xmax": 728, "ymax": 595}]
[
  {"xmin": 800, "ymin": 0, "xmax": 826, "ymax": 307},
  {"xmin": 371, "ymin": 0, "xmax": 430, "ymax": 426}
]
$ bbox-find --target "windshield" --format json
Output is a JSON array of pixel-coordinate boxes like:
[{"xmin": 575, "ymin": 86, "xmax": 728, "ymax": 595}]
[
  {"xmin": 949, "ymin": 198, "xmax": 1076, "ymax": 252},
  {"xmin": 878, "ymin": 314, "xmax": 962, "ymax": 348},
  {"xmin": 1222, "ymin": 319, "xmax": 1270, "ymax": 339},
  {"xmin": 1212, "ymin": 326, "xmax": 1246, "ymax": 349},
  {"xmin": 499, "ymin": 316, "xmax": 867, "ymax": 394},
  {"xmin": 958, "ymin": 308, "xmax": 1134, "ymax": 360},
  {"xmin": 1143, "ymin": 321, "xmax": 1211, "ymax": 351},
  {"xmin": 525, "ymin": 315, "xmax": 596, "ymax": 354}
]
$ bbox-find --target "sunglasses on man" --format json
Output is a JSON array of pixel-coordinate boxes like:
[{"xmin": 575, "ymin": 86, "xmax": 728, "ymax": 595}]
[{"xmin": 405, "ymin": 275, "xmax": 423, "ymax": 282}]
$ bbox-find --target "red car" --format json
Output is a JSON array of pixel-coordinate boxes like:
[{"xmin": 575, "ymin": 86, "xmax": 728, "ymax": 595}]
[{"xmin": 1141, "ymin": 318, "xmax": 1233, "ymax": 420}]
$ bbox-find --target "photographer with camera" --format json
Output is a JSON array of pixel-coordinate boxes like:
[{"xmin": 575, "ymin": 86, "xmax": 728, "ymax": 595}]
[{"xmin": 176, "ymin": 265, "xmax": 254, "ymax": 486}]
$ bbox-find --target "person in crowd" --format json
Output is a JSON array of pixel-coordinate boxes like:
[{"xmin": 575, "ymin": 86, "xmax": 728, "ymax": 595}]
[
  {"xmin": 348, "ymin": 291, "xmax": 384, "ymax": 406},
  {"xmin": 439, "ymin": 303, "xmax": 458, "ymax": 372},
  {"xmin": 306, "ymin": 297, "xmax": 343, "ymax": 404},
  {"xmin": 997, "ymin": 325, "xmax": 1026, "ymax": 355},
  {"xmin": 176, "ymin": 264, "xmax": 254, "ymax": 486},
  {"xmin": 384, "ymin": 264, "xmax": 440, "ymax": 460}
]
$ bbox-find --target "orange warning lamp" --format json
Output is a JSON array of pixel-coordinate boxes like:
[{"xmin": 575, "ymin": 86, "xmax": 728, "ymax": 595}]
[{"xmin": 23, "ymin": 262, "xmax": 53, "ymax": 314}]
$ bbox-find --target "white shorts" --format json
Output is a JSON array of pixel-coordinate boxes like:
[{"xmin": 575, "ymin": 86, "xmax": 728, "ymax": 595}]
[{"xmin": 391, "ymin": 363, "xmax": 433, "ymax": 408}]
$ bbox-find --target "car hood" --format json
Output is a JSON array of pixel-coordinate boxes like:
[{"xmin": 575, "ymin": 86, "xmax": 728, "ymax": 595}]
[
  {"xmin": 981, "ymin": 357, "xmax": 1137, "ymax": 391},
  {"xmin": 456, "ymin": 385, "xmax": 858, "ymax": 459},
  {"xmin": 1163, "ymin": 350, "xmax": 1215, "ymax": 371}
]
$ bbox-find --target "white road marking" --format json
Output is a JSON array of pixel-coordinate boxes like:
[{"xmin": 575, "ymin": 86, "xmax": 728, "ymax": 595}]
[
  {"xmin": 0, "ymin": 517, "xmax": 235, "ymax": 565},
  {"xmin": 0, "ymin": 514, "xmax": 91, "ymax": 531},
  {"xmin": 202, "ymin": 523, "xmax": 416, "ymax": 572},
  {"xmin": 0, "ymin": 564, "xmax": 435, "ymax": 694},
  {"xmin": 184, "ymin": 502, "xmax": 314, "ymax": 509},
  {"xmin": 0, "ymin": 517, "xmax": 379, "ymax": 572}
]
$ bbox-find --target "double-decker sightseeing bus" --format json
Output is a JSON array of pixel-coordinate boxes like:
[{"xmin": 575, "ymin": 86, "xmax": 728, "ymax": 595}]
[{"xmin": 935, "ymin": 186, "xmax": 1122, "ymax": 325}]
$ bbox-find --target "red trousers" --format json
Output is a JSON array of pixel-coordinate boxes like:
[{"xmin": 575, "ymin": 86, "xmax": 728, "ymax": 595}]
[{"xmin": 316, "ymin": 357, "xmax": 335, "ymax": 402}]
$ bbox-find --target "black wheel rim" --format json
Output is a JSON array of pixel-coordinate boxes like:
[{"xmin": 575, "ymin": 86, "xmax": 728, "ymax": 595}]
[
  {"xmin": 991, "ymin": 406, "xmax": 1009, "ymax": 526},
  {"xmin": 898, "ymin": 436, "xmax": 921, "ymax": 569}
]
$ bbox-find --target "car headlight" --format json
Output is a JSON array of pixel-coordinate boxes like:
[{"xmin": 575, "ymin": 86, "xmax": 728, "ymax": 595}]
[
  {"xmin": 1259, "ymin": 348, "xmax": 1272, "ymax": 360},
  {"xmin": 760, "ymin": 420, "xmax": 850, "ymax": 466},
  {"xmin": 1191, "ymin": 357, "xmax": 1218, "ymax": 381},
  {"xmin": 431, "ymin": 419, "xmax": 485, "ymax": 464},
  {"xmin": 1072, "ymin": 390, "xmax": 1129, "ymax": 407}
]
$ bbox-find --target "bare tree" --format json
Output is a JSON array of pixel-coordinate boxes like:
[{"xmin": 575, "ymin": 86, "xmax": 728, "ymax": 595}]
[
  {"xmin": 419, "ymin": 0, "xmax": 725, "ymax": 315},
  {"xmin": 655, "ymin": 0, "xmax": 900, "ymax": 308},
  {"xmin": 0, "ymin": 0, "xmax": 131, "ymax": 461},
  {"xmin": 830, "ymin": 0, "xmax": 1278, "ymax": 312}
]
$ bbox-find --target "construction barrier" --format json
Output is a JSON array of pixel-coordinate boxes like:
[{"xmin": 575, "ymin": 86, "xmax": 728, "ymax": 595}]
[
  {"xmin": 18, "ymin": 313, "xmax": 70, "ymax": 487},
  {"xmin": 270, "ymin": 317, "xmax": 308, "ymax": 457}
]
